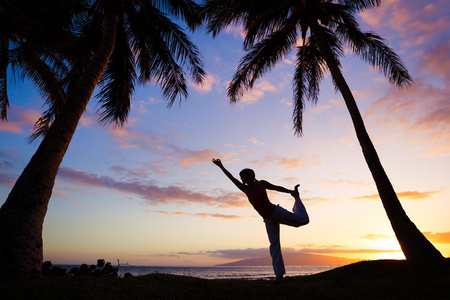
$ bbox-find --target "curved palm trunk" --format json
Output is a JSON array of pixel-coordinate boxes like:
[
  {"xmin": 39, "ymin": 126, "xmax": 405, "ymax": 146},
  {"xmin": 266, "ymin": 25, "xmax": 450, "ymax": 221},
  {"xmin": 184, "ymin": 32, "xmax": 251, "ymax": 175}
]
[
  {"xmin": 309, "ymin": 20, "xmax": 443, "ymax": 260},
  {"xmin": 0, "ymin": 12, "xmax": 117, "ymax": 278}
]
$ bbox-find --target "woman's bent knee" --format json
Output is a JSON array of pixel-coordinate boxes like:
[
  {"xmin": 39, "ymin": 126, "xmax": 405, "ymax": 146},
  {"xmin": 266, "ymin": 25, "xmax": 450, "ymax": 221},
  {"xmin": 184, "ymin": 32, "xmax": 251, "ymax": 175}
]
[{"xmin": 294, "ymin": 217, "xmax": 309, "ymax": 227}]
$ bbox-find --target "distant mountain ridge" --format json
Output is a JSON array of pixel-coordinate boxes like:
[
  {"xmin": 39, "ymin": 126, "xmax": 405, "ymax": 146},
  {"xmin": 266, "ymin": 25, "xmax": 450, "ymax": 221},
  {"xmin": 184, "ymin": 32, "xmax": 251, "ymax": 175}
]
[{"xmin": 215, "ymin": 253, "xmax": 353, "ymax": 266}]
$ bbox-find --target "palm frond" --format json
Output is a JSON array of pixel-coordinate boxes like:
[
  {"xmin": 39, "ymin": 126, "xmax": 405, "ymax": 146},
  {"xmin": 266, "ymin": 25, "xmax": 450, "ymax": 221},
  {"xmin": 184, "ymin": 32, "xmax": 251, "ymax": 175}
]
[
  {"xmin": 129, "ymin": 12, "xmax": 188, "ymax": 105},
  {"xmin": 228, "ymin": 21, "xmax": 298, "ymax": 102},
  {"xmin": 337, "ymin": 0, "xmax": 380, "ymax": 11},
  {"xmin": 335, "ymin": 15, "xmax": 412, "ymax": 87},
  {"xmin": 292, "ymin": 47, "xmax": 307, "ymax": 137},
  {"xmin": 153, "ymin": 0, "xmax": 203, "ymax": 30},
  {"xmin": 202, "ymin": 0, "xmax": 254, "ymax": 37},
  {"xmin": 62, "ymin": 11, "xmax": 103, "ymax": 93},
  {"xmin": 154, "ymin": 11, "xmax": 205, "ymax": 84},
  {"xmin": 11, "ymin": 44, "xmax": 68, "ymax": 142},
  {"xmin": 320, "ymin": 2, "xmax": 356, "ymax": 30},
  {"xmin": 27, "ymin": 111, "xmax": 53, "ymax": 143},
  {"xmin": 9, "ymin": 42, "xmax": 67, "ymax": 132},
  {"xmin": 126, "ymin": 3, "xmax": 152, "ymax": 80},
  {"xmin": 244, "ymin": 5, "xmax": 290, "ymax": 51},
  {"xmin": 96, "ymin": 21, "xmax": 136, "ymax": 127},
  {"xmin": 0, "ymin": 41, "xmax": 9, "ymax": 120},
  {"xmin": 303, "ymin": 36, "xmax": 329, "ymax": 105},
  {"xmin": 292, "ymin": 36, "xmax": 328, "ymax": 136},
  {"xmin": 358, "ymin": 33, "xmax": 412, "ymax": 86},
  {"xmin": 127, "ymin": 4, "xmax": 205, "ymax": 104},
  {"xmin": 12, "ymin": 45, "xmax": 66, "ymax": 100}
]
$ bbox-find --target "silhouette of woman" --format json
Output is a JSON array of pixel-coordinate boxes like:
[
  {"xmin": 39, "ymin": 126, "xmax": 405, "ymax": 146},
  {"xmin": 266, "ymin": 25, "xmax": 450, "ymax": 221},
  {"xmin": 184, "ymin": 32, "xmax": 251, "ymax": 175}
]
[{"xmin": 212, "ymin": 158, "xmax": 309, "ymax": 283}]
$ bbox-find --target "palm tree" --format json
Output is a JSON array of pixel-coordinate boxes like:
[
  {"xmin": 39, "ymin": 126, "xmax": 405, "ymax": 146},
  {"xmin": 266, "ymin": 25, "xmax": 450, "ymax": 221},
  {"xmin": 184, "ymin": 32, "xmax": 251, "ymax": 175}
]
[
  {"xmin": 0, "ymin": 0, "xmax": 205, "ymax": 277},
  {"xmin": 202, "ymin": 0, "xmax": 444, "ymax": 260}
]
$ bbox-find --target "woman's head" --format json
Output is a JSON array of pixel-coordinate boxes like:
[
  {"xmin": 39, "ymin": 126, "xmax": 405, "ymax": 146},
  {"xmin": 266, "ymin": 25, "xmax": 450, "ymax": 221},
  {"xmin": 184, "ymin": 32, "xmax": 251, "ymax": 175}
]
[{"xmin": 239, "ymin": 168, "xmax": 255, "ymax": 184}]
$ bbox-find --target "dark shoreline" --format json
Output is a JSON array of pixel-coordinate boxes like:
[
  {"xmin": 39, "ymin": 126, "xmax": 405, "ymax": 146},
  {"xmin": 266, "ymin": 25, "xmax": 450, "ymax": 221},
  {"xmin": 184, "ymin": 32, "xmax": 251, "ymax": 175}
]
[
  {"xmin": 1, "ymin": 259, "xmax": 449, "ymax": 299},
  {"xmin": 53, "ymin": 264, "xmax": 339, "ymax": 279}
]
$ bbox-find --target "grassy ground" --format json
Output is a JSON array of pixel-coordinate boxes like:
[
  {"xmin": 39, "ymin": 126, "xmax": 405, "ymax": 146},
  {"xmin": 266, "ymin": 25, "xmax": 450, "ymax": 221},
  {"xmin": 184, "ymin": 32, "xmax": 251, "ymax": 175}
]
[{"xmin": 1, "ymin": 259, "xmax": 449, "ymax": 299}]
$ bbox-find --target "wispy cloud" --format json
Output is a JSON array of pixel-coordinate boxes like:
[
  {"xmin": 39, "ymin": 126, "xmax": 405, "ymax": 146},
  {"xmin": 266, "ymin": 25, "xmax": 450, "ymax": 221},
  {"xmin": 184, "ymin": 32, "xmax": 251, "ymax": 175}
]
[
  {"xmin": 180, "ymin": 245, "xmax": 402, "ymax": 260},
  {"xmin": 0, "ymin": 173, "xmax": 16, "ymax": 186},
  {"xmin": 109, "ymin": 127, "xmax": 165, "ymax": 150},
  {"xmin": 224, "ymin": 24, "xmax": 246, "ymax": 40},
  {"xmin": 206, "ymin": 248, "xmax": 270, "ymax": 259},
  {"xmin": 145, "ymin": 244, "xmax": 407, "ymax": 263},
  {"xmin": 256, "ymin": 80, "xmax": 277, "ymax": 92},
  {"xmin": 147, "ymin": 210, "xmax": 252, "ymax": 220},
  {"xmin": 294, "ymin": 243, "xmax": 400, "ymax": 254},
  {"xmin": 132, "ymin": 97, "xmax": 162, "ymax": 115},
  {"xmin": 107, "ymin": 124, "xmax": 224, "ymax": 167},
  {"xmin": 418, "ymin": 39, "xmax": 450, "ymax": 80},
  {"xmin": 56, "ymin": 166, "xmax": 248, "ymax": 208},
  {"xmin": 0, "ymin": 160, "xmax": 13, "ymax": 170},
  {"xmin": 110, "ymin": 165, "xmax": 151, "ymax": 179},
  {"xmin": 0, "ymin": 148, "xmax": 21, "ymax": 186},
  {"xmin": 241, "ymin": 89, "xmax": 264, "ymax": 104},
  {"xmin": 146, "ymin": 210, "xmax": 186, "ymax": 216},
  {"xmin": 178, "ymin": 149, "xmax": 219, "ymax": 167},
  {"xmin": 315, "ymin": 178, "xmax": 371, "ymax": 186},
  {"xmin": 301, "ymin": 196, "xmax": 334, "ymax": 204},
  {"xmin": 362, "ymin": 232, "xmax": 450, "ymax": 244},
  {"xmin": 423, "ymin": 232, "xmax": 450, "ymax": 244},
  {"xmin": 239, "ymin": 80, "xmax": 278, "ymax": 104},
  {"xmin": 190, "ymin": 74, "xmax": 220, "ymax": 93},
  {"xmin": 423, "ymin": 145, "xmax": 450, "ymax": 157},
  {"xmin": 76, "ymin": 107, "xmax": 99, "ymax": 129},
  {"xmin": 366, "ymin": 80, "xmax": 449, "ymax": 149},
  {"xmin": 280, "ymin": 98, "xmax": 293, "ymax": 107},
  {"xmin": 360, "ymin": 234, "xmax": 396, "ymax": 241},
  {"xmin": 362, "ymin": 2, "xmax": 450, "ymax": 156},
  {"xmin": 353, "ymin": 190, "xmax": 441, "ymax": 201},
  {"xmin": 298, "ymin": 247, "xmax": 401, "ymax": 254},
  {"xmin": 257, "ymin": 154, "xmax": 322, "ymax": 170},
  {"xmin": 360, "ymin": 0, "xmax": 449, "ymax": 46},
  {"xmin": 145, "ymin": 253, "xmax": 181, "ymax": 258},
  {"xmin": 248, "ymin": 137, "xmax": 264, "ymax": 146},
  {"xmin": 0, "ymin": 106, "xmax": 41, "ymax": 134},
  {"xmin": 0, "ymin": 147, "xmax": 19, "ymax": 165}
]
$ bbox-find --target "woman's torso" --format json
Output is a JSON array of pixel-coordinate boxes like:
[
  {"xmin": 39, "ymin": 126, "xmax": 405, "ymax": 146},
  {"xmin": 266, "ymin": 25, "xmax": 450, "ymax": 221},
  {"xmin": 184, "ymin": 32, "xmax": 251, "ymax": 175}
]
[{"xmin": 245, "ymin": 181, "xmax": 276, "ymax": 219}]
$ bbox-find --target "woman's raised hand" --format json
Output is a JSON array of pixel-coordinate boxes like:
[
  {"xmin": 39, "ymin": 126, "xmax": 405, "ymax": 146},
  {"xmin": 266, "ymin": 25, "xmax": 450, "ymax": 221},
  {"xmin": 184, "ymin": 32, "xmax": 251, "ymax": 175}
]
[{"xmin": 212, "ymin": 158, "xmax": 223, "ymax": 167}]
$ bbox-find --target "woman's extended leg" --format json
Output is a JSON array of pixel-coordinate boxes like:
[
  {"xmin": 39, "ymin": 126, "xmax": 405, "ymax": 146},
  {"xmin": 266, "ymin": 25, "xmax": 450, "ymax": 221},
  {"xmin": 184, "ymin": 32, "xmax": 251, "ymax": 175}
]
[{"xmin": 268, "ymin": 185, "xmax": 309, "ymax": 227}]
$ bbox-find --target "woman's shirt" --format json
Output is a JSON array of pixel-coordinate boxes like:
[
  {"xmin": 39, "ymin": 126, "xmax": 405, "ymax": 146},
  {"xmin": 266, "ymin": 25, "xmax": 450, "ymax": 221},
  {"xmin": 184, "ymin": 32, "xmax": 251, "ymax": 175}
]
[{"xmin": 245, "ymin": 181, "xmax": 276, "ymax": 219}]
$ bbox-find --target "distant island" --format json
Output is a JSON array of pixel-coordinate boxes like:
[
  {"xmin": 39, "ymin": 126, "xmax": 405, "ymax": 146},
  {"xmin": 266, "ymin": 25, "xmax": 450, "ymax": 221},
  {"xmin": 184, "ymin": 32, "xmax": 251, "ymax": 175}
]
[{"xmin": 215, "ymin": 253, "xmax": 353, "ymax": 266}]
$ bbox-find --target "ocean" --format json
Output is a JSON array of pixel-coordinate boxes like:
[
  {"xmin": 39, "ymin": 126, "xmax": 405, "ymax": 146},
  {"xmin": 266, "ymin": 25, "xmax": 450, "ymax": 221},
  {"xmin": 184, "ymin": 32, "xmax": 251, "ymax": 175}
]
[{"xmin": 57, "ymin": 265, "xmax": 340, "ymax": 280}]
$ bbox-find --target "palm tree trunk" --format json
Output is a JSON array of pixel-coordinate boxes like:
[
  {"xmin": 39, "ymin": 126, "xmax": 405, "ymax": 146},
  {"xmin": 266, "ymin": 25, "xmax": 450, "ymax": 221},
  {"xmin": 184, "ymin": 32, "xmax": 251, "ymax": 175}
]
[
  {"xmin": 308, "ymin": 20, "xmax": 443, "ymax": 260},
  {"xmin": 0, "ymin": 11, "xmax": 117, "ymax": 278}
]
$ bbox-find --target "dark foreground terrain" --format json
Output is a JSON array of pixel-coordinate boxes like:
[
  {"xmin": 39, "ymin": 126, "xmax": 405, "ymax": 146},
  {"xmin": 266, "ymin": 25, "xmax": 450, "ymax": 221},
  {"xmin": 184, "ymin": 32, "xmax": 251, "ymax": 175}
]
[{"xmin": 1, "ymin": 259, "xmax": 449, "ymax": 299}]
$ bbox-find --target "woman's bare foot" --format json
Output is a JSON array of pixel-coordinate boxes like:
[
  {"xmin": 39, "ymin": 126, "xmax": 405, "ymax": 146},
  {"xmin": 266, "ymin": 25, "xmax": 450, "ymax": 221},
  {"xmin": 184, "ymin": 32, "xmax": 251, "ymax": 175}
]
[{"xmin": 291, "ymin": 184, "xmax": 300, "ymax": 198}]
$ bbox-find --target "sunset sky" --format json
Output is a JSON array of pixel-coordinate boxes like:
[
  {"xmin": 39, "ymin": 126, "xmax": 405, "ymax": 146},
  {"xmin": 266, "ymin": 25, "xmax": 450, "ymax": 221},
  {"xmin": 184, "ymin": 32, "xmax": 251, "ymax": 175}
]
[{"xmin": 1, "ymin": 0, "xmax": 449, "ymax": 267}]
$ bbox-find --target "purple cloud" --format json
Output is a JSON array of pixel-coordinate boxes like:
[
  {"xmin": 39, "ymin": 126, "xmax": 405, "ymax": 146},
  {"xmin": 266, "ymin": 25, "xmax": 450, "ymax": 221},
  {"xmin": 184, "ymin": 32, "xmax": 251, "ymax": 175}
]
[
  {"xmin": 147, "ymin": 210, "xmax": 255, "ymax": 219},
  {"xmin": 57, "ymin": 166, "xmax": 247, "ymax": 208}
]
